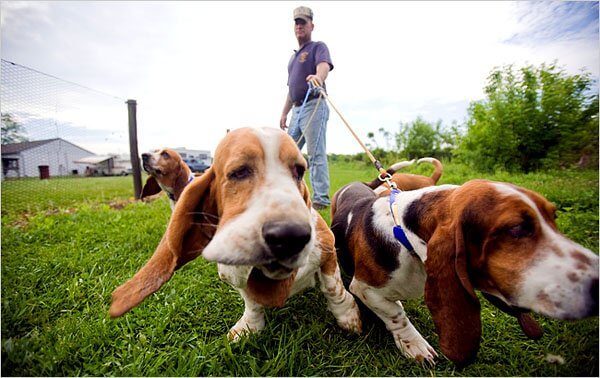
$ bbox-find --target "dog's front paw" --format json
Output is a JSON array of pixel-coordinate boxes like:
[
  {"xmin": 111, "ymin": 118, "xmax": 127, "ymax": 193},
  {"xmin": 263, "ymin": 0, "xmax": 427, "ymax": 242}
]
[
  {"xmin": 394, "ymin": 332, "xmax": 438, "ymax": 365},
  {"xmin": 227, "ymin": 327, "xmax": 252, "ymax": 342},
  {"xmin": 227, "ymin": 316, "xmax": 265, "ymax": 342},
  {"xmin": 336, "ymin": 299, "xmax": 363, "ymax": 334}
]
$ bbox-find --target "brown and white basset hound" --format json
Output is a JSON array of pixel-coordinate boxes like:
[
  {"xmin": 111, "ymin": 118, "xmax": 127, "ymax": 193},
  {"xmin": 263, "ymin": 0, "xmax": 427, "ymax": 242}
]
[
  {"xmin": 365, "ymin": 157, "xmax": 443, "ymax": 195},
  {"xmin": 361, "ymin": 156, "xmax": 543, "ymax": 341},
  {"xmin": 140, "ymin": 148, "xmax": 195, "ymax": 210},
  {"xmin": 331, "ymin": 180, "xmax": 598, "ymax": 365},
  {"xmin": 110, "ymin": 127, "xmax": 362, "ymax": 340}
]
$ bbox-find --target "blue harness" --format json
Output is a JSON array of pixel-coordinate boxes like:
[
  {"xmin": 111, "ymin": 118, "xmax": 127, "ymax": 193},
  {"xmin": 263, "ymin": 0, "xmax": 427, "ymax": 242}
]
[{"xmin": 388, "ymin": 188, "xmax": 416, "ymax": 254}]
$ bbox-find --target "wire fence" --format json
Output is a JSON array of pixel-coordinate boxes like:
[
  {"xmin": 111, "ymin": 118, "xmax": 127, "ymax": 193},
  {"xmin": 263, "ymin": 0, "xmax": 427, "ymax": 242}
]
[{"xmin": 1, "ymin": 59, "xmax": 135, "ymax": 214}]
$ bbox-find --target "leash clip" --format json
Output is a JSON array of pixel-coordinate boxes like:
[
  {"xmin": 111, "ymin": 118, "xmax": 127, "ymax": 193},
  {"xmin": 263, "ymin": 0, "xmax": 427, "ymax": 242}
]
[{"xmin": 378, "ymin": 172, "xmax": 397, "ymax": 190}]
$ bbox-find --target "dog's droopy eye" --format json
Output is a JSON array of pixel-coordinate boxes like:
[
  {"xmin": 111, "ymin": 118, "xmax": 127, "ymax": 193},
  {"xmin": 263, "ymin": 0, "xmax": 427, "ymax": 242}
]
[
  {"xmin": 293, "ymin": 164, "xmax": 305, "ymax": 182},
  {"xmin": 229, "ymin": 166, "xmax": 253, "ymax": 181},
  {"xmin": 507, "ymin": 222, "xmax": 533, "ymax": 239},
  {"xmin": 161, "ymin": 151, "xmax": 170, "ymax": 159}
]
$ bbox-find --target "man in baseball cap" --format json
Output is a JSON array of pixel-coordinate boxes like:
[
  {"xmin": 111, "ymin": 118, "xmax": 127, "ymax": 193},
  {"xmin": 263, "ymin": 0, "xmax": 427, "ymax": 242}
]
[{"xmin": 280, "ymin": 6, "xmax": 334, "ymax": 210}]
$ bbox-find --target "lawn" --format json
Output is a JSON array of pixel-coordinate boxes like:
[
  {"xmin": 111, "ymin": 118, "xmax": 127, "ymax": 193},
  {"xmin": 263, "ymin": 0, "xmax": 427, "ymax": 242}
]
[{"xmin": 1, "ymin": 161, "xmax": 598, "ymax": 376}]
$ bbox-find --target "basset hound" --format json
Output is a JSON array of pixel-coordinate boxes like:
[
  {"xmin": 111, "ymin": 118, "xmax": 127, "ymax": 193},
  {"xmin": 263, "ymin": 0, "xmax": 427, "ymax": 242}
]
[
  {"xmin": 365, "ymin": 157, "xmax": 443, "ymax": 195},
  {"xmin": 140, "ymin": 148, "xmax": 195, "ymax": 209},
  {"xmin": 361, "ymin": 156, "xmax": 543, "ymax": 341},
  {"xmin": 331, "ymin": 180, "xmax": 598, "ymax": 365},
  {"xmin": 110, "ymin": 127, "xmax": 362, "ymax": 340}
]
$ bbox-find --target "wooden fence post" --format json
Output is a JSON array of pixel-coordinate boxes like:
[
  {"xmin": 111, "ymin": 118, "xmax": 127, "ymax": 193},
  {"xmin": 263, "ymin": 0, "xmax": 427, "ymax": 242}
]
[{"xmin": 126, "ymin": 99, "xmax": 142, "ymax": 199}]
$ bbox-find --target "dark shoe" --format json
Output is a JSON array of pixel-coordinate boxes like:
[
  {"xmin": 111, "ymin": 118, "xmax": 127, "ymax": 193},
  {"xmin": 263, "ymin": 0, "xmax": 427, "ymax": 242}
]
[{"xmin": 312, "ymin": 203, "xmax": 329, "ymax": 211}]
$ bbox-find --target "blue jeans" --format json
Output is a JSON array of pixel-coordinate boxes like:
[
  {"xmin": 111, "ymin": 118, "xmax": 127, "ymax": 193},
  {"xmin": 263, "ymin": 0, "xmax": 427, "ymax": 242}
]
[{"xmin": 288, "ymin": 98, "xmax": 331, "ymax": 206}]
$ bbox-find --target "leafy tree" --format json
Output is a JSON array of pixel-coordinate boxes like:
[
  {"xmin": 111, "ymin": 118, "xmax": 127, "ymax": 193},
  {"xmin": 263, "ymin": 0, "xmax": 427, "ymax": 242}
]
[
  {"xmin": 576, "ymin": 95, "xmax": 599, "ymax": 167},
  {"xmin": 367, "ymin": 127, "xmax": 394, "ymax": 151},
  {"xmin": 456, "ymin": 63, "xmax": 597, "ymax": 172},
  {"xmin": 366, "ymin": 131, "xmax": 379, "ymax": 149},
  {"xmin": 1, "ymin": 113, "xmax": 28, "ymax": 144},
  {"xmin": 396, "ymin": 117, "xmax": 454, "ymax": 159}
]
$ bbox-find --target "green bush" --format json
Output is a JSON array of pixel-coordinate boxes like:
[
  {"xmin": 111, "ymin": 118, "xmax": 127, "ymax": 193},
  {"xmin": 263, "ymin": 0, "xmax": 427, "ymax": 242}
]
[
  {"xmin": 455, "ymin": 63, "xmax": 598, "ymax": 172},
  {"xmin": 396, "ymin": 117, "xmax": 452, "ymax": 159}
]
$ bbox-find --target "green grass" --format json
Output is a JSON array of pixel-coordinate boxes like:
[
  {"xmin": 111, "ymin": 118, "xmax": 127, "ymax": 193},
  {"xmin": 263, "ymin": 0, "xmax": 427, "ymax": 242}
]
[
  {"xmin": 2, "ymin": 161, "xmax": 598, "ymax": 376},
  {"xmin": 1, "ymin": 175, "xmax": 136, "ymax": 215}
]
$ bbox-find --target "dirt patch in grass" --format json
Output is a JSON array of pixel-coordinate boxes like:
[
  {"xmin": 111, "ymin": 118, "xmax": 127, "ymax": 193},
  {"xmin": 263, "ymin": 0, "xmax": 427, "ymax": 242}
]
[{"xmin": 108, "ymin": 198, "xmax": 138, "ymax": 210}]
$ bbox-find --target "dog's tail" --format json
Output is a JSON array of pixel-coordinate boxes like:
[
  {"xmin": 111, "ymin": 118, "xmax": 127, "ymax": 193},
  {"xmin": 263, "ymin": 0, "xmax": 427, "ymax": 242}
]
[
  {"xmin": 417, "ymin": 157, "xmax": 443, "ymax": 185},
  {"xmin": 364, "ymin": 159, "xmax": 416, "ymax": 189}
]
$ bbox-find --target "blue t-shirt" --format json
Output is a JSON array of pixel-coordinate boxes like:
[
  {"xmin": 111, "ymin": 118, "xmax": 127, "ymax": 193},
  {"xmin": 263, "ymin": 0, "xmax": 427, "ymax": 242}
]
[{"xmin": 287, "ymin": 41, "xmax": 334, "ymax": 104}]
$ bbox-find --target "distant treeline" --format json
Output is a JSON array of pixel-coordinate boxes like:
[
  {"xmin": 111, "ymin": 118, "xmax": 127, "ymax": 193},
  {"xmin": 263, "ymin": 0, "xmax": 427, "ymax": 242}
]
[{"xmin": 333, "ymin": 63, "xmax": 598, "ymax": 173}]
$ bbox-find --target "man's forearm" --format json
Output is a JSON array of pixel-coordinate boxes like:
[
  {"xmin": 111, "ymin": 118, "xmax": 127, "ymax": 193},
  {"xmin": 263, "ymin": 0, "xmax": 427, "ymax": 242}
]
[{"xmin": 316, "ymin": 62, "xmax": 330, "ymax": 84}]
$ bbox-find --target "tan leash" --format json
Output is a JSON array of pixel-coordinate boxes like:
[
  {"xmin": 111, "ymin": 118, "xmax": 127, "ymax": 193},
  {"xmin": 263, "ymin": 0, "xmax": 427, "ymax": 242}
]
[
  {"xmin": 307, "ymin": 80, "xmax": 417, "ymax": 254},
  {"xmin": 308, "ymin": 78, "xmax": 396, "ymax": 189}
]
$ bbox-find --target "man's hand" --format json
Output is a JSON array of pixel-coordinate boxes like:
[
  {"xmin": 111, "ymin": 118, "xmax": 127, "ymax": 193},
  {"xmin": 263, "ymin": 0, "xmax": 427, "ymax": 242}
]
[
  {"xmin": 306, "ymin": 74, "xmax": 323, "ymax": 87},
  {"xmin": 280, "ymin": 114, "xmax": 288, "ymax": 130},
  {"xmin": 280, "ymin": 95, "xmax": 293, "ymax": 130}
]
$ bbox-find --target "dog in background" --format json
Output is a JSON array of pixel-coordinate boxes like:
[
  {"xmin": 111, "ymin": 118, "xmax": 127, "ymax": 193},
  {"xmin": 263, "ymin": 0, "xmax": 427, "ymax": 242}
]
[
  {"xmin": 140, "ymin": 148, "xmax": 195, "ymax": 210},
  {"xmin": 330, "ymin": 158, "xmax": 444, "ymax": 218},
  {"xmin": 365, "ymin": 157, "xmax": 443, "ymax": 194},
  {"xmin": 331, "ymin": 179, "xmax": 598, "ymax": 365},
  {"xmin": 110, "ymin": 127, "xmax": 362, "ymax": 341}
]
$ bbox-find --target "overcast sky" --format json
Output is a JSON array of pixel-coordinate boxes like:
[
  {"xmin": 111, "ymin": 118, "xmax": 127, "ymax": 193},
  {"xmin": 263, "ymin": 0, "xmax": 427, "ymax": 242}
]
[{"xmin": 1, "ymin": 1, "xmax": 598, "ymax": 155}]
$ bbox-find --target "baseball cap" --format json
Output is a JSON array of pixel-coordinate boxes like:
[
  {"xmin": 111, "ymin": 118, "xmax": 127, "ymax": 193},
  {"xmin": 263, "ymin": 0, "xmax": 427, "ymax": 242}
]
[{"xmin": 293, "ymin": 6, "xmax": 313, "ymax": 22}]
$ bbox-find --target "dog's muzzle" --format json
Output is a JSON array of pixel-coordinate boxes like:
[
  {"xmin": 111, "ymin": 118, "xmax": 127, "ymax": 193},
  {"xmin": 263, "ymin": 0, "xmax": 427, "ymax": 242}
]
[
  {"xmin": 141, "ymin": 153, "xmax": 158, "ymax": 174},
  {"xmin": 141, "ymin": 153, "xmax": 151, "ymax": 171}
]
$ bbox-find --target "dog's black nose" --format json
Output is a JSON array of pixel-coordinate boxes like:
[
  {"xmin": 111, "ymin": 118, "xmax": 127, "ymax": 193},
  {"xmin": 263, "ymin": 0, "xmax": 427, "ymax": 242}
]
[
  {"xmin": 262, "ymin": 221, "xmax": 311, "ymax": 259},
  {"xmin": 141, "ymin": 153, "xmax": 150, "ymax": 162}
]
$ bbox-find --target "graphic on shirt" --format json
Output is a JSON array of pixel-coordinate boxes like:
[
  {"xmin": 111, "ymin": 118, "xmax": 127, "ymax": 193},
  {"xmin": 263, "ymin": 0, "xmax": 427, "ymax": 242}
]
[{"xmin": 299, "ymin": 52, "xmax": 309, "ymax": 63}]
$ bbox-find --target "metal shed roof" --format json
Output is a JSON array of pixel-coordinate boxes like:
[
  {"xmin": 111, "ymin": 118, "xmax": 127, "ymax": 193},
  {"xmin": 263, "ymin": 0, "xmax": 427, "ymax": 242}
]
[{"xmin": 1, "ymin": 138, "xmax": 95, "ymax": 155}]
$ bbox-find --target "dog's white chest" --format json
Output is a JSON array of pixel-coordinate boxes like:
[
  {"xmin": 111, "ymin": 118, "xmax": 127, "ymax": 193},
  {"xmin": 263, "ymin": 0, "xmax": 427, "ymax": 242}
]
[
  {"xmin": 218, "ymin": 264, "xmax": 252, "ymax": 288},
  {"xmin": 388, "ymin": 253, "xmax": 427, "ymax": 300},
  {"xmin": 289, "ymin": 248, "xmax": 323, "ymax": 295}
]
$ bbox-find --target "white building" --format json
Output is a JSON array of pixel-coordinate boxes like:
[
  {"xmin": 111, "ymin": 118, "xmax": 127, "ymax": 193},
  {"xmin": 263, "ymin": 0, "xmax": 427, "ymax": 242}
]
[
  {"xmin": 2, "ymin": 138, "xmax": 94, "ymax": 179},
  {"xmin": 172, "ymin": 147, "xmax": 212, "ymax": 166},
  {"xmin": 73, "ymin": 154, "xmax": 132, "ymax": 176}
]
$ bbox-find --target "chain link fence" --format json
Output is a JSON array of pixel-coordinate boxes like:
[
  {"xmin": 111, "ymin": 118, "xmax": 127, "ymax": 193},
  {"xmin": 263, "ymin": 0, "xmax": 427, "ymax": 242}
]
[{"xmin": 1, "ymin": 59, "xmax": 135, "ymax": 214}]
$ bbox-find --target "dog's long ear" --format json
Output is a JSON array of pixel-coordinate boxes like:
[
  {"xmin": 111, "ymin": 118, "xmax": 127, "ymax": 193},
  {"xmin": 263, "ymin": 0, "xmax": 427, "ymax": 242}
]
[
  {"xmin": 424, "ymin": 222, "xmax": 481, "ymax": 366},
  {"xmin": 140, "ymin": 176, "xmax": 162, "ymax": 199},
  {"xmin": 301, "ymin": 180, "xmax": 312, "ymax": 208},
  {"xmin": 110, "ymin": 168, "xmax": 217, "ymax": 317}
]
